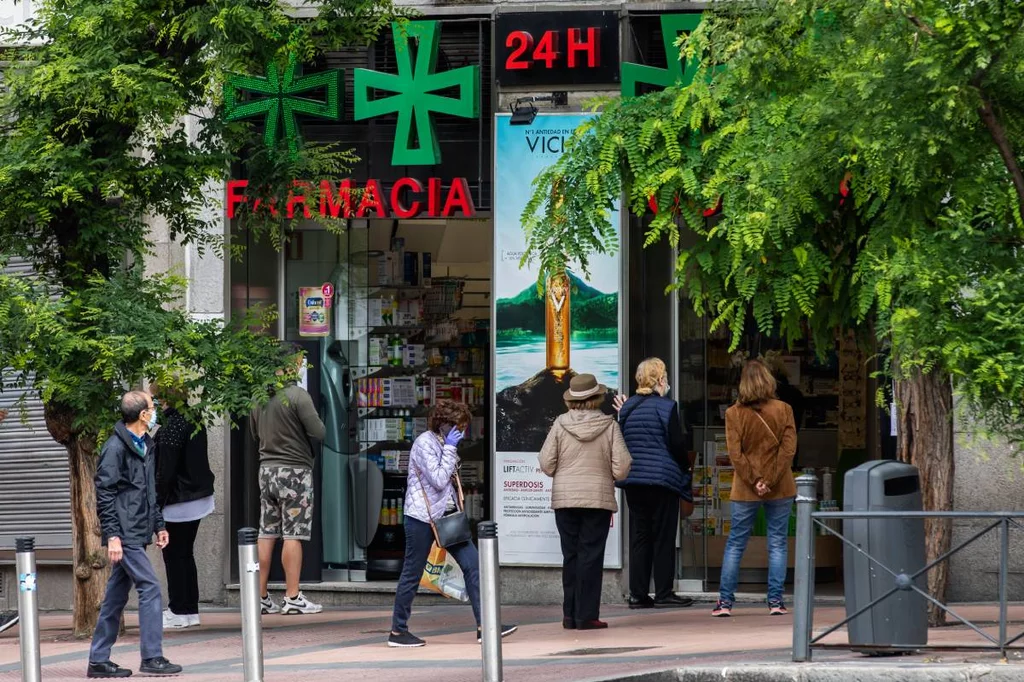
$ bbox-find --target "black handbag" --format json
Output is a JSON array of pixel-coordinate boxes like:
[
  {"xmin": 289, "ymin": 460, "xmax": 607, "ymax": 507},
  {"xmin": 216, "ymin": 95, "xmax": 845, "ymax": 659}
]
[{"xmin": 416, "ymin": 468, "xmax": 473, "ymax": 548}]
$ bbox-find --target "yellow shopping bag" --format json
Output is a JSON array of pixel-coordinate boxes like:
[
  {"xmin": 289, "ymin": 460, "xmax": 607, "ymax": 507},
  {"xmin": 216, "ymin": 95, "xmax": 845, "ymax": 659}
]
[{"xmin": 419, "ymin": 543, "xmax": 469, "ymax": 602}]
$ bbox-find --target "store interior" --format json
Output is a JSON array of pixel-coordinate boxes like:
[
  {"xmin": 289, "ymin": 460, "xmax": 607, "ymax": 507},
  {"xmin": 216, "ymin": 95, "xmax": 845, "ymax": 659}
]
[{"xmin": 268, "ymin": 217, "xmax": 494, "ymax": 581}]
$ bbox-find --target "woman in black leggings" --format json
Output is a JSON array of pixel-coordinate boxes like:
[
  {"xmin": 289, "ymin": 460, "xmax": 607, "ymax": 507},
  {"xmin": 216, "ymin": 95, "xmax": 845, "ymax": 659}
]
[{"xmin": 152, "ymin": 383, "xmax": 215, "ymax": 630}]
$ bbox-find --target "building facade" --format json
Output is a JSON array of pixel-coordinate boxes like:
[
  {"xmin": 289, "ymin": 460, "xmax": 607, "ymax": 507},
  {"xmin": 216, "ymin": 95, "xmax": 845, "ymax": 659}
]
[{"xmin": 2, "ymin": 0, "xmax": 1021, "ymax": 611}]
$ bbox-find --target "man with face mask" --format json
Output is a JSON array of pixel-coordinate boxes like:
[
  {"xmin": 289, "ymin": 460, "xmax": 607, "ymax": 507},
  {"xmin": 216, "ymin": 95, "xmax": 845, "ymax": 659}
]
[{"xmin": 87, "ymin": 391, "xmax": 181, "ymax": 678}]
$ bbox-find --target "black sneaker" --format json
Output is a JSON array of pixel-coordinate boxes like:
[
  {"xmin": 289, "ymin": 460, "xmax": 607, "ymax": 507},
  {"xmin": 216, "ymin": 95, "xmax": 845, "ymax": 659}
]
[
  {"xmin": 139, "ymin": 657, "xmax": 182, "ymax": 675},
  {"xmin": 388, "ymin": 631, "xmax": 426, "ymax": 648},
  {"xmin": 0, "ymin": 610, "xmax": 18, "ymax": 634},
  {"xmin": 86, "ymin": 661, "xmax": 133, "ymax": 678},
  {"xmin": 476, "ymin": 624, "xmax": 518, "ymax": 642},
  {"xmin": 654, "ymin": 594, "xmax": 695, "ymax": 608}
]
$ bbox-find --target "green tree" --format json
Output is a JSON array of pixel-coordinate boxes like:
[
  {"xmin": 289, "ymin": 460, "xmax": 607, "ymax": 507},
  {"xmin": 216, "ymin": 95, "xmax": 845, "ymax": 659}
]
[
  {"xmin": 0, "ymin": 0, "xmax": 397, "ymax": 635},
  {"xmin": 523, "ymin": 1, "xmax": 1024, "ymax": 624}
]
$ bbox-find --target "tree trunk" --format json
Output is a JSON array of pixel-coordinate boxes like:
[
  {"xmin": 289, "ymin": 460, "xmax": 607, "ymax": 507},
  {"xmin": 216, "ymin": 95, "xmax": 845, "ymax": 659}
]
[
  {"xmin": 44, "ymin": 403, "xmax": 108, "ymax": 638},
  {"xmin": 893, "ymin": 362, "xmax": 954, "ymax": 628}
]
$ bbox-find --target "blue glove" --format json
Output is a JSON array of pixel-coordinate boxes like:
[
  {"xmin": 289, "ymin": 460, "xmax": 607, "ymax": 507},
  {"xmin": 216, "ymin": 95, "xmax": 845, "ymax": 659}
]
[{"xmin": 444, "ymin": 426, "xmax": 465, "ymax": 448}]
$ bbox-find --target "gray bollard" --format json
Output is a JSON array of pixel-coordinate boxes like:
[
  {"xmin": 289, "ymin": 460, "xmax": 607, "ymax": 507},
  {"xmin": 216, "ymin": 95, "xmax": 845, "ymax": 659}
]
[
  {"xmin": 16, "ymin": 537, "xmax": 41, "ymax": 682},
  {"xmin": 237, "ymin": 528, "xmax": 264, "ymax": 682},
  {"xmin": 792, "ymin": 474, "xmax": 818, "ymax": 663},
  {"xmin": 478, "ymin": 521, "xmax": 503, "ymax": 682}
]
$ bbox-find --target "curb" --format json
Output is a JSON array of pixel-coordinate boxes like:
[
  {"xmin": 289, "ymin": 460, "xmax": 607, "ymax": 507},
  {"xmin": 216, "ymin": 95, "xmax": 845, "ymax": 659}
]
[{"xmin": 595, "ymin": 664, "xmax": 1023, "ymax": 682}]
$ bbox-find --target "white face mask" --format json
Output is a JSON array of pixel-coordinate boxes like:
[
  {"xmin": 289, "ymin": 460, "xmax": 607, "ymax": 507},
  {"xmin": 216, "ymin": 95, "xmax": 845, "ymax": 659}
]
[
  {"xmin": 662, "ymin": 383, "xmax": 671, "ymax": 396},
  {"xmin": 146, "ymin": 408, "xmax": 158, "ymax": 430}
]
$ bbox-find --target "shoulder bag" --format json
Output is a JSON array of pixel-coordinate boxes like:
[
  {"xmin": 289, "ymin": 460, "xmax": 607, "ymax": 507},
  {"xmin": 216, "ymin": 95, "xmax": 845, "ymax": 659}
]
[
  {"xmin": 415, "ymin": 457, "xmax": 473, "ymax": 548},
  {"xmin": 749, "ymin": 406, "xmax": 782, "ymax": 491}
]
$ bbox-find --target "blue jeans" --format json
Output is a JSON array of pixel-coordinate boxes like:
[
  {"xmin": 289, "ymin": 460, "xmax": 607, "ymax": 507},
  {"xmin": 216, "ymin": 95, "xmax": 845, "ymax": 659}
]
[
  {"xmin": 89, "ymin": 545, "xmax": 163, "ymax": 663},
  {"xmin": 719, "ymin": 497, "xmax": 794, "ymax": 606},
  {"xmin": 391, "ymin": 517, "xmax": 481, "ymax": 633}
]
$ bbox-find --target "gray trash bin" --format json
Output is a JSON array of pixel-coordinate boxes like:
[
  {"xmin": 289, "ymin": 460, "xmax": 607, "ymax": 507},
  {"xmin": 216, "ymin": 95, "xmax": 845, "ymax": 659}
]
[{"xmin": 843, "ymin": 461, "xmax": 928, "ymax": 650}]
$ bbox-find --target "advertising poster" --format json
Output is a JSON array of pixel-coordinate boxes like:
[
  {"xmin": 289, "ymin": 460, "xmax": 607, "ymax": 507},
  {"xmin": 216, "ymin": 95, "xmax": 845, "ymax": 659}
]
[
  {"xmin": 493, "ymin": 113, "xmax": 622, "ymax": 567},
  {"xmin": 298, "ymin": 286, "xmax": 330, "ymax": 337}
]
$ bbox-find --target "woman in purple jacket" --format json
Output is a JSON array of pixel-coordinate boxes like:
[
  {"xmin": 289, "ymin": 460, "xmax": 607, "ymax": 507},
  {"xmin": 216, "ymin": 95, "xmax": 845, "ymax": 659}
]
[{"xmin": 388, "ymin": 399, "xmax": 517, "ymax": 648}]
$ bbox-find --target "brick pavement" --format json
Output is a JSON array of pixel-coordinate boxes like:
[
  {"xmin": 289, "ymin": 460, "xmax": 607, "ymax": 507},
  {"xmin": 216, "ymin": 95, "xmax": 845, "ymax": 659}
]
[{"xmin": 1, "ymin": 603, "xmax": 1021, "ymax": 681}]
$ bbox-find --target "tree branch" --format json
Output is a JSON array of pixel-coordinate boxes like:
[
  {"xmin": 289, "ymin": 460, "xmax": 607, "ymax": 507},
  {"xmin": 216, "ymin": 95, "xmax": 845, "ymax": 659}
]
[
  {"xmin": 977, "ymin": 93, "xmax": 1024, "ymax": 221},
  {"xmin": 905, "ymin": 14, "xmax": 935, "ymax": 36}
]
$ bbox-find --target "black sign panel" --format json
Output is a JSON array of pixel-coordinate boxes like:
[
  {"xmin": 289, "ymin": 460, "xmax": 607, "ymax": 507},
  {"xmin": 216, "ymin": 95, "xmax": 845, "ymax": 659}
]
[{"xmin": 495, "ymin": 11, "xmax": 620, "ymax": 87}]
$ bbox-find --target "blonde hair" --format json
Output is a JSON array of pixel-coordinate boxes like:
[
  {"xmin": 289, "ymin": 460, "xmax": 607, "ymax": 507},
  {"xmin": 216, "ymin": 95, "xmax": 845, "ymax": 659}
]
[
  {"xmin": 635, "ymin": 357, "xmax": 667, "ymax": 395},
  {"xmin": 738, "ymin": 359, "xmax": 777, "ymax": 406}
]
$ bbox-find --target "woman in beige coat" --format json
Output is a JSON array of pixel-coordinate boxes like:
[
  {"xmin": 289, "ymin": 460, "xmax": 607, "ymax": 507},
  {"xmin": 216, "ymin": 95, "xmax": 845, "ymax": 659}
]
[{"xmin": 539, "ymin": 374, "xmax": 632, "ymax": 631}]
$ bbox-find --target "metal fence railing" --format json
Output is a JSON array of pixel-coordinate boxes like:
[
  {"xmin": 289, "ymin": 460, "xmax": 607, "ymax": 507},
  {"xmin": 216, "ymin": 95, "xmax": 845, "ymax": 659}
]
[{"xmin": 792, "ymin": 474, "xmax": 1024, "ymax": 662}]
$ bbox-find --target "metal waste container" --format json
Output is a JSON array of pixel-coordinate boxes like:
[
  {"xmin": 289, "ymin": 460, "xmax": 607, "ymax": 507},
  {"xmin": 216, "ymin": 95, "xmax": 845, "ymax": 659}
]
[{"xmin": 843, "ymin": 461, "xmax": 927, "ymax": 649}]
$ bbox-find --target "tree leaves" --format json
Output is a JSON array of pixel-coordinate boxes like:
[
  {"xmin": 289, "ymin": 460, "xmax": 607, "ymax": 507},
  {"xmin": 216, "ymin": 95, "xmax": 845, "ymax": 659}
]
[{"xmin": 521, "ymin": 0, "xmax": 1024, "ymax": 443}]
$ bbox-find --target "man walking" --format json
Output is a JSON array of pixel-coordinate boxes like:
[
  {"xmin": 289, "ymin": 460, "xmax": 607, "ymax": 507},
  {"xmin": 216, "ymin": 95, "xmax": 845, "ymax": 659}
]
[
  {"xmin": 251, "ymin": 350, "xmax": 326, "ymax": 615},
  {"xmin": 88, "ymin": 391, "xmax": 182, "ymax": 678}
]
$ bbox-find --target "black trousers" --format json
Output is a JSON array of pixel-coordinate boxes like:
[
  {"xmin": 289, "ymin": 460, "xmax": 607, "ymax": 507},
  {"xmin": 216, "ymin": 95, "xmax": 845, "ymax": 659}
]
[
  {"xmin": 162, "ymin": 519, "xmax": 202, "ymax": 615},
  {"xmin": 625, "ymin": 485, "xmax": 679, "ymax": 601},
  {"xmin": 554, "ymin": 508, "xmax": 612, "ymax": 623}
]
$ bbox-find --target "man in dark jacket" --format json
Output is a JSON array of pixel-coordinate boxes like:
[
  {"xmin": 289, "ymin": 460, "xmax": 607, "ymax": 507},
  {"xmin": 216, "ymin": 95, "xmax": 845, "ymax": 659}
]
[{"xmin": 87, "ymin": 391, "xmax": 182, "ymax": 678}]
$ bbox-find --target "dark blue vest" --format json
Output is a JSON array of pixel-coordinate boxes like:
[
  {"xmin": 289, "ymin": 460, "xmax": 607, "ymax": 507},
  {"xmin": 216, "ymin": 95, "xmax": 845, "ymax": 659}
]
[{"xmin": 617, "ymin": 394, "xmax": 689, "ymax": 497}]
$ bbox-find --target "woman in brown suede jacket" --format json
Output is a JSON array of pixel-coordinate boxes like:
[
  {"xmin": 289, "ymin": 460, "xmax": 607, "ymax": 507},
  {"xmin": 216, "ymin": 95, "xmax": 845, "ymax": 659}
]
[
  {"xmin": 713, "ymin": 359, "xmax": 797, "ymax": 618},
  {"xmin": 539, "ymin": 373, "xmax": 631, "ymax": 631}
]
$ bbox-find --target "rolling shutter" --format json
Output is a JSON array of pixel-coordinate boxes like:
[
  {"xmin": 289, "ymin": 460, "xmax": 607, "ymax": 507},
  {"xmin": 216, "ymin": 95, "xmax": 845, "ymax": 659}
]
[{"xmin": 0, "ymin": 256, "xmax": 72, "ymax": 549}]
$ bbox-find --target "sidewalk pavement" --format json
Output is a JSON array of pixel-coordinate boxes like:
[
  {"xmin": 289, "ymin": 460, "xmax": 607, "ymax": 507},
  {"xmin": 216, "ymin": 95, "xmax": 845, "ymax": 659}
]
[{"xmin": 0, "ymin": 603, "xmax": 1021, "ymax": 681}]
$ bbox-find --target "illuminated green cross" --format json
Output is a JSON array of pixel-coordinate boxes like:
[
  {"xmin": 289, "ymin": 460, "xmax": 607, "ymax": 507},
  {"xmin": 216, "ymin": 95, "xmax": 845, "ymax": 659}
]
[
  {"xmin": 224, "ymin": 53, "xmax": 341, "ymax": 156},
  {"xmin": 354, "ymin": 21, "xmax": 480, "ymax": 166},
  {"xmin": 621, "ymin": 14, "xmax": 703, "ymax": 98}
]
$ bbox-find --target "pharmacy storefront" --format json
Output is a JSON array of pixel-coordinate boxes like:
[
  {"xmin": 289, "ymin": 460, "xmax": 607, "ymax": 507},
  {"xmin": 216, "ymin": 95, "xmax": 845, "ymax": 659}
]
[{"xmin": 225, "ymin": 7, "xmax": 887, "ymax": 600}]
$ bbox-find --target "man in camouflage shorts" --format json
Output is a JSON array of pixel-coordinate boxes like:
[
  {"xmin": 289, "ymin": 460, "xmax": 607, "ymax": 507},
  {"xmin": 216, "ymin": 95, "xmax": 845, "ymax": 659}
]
[
  {"xmin": 250, "ymin": 350, "xmax": 326, "ymax": 615},
  {"xmin": 259, "ymin": 467, "xmax": 315, "ymax": 540}
]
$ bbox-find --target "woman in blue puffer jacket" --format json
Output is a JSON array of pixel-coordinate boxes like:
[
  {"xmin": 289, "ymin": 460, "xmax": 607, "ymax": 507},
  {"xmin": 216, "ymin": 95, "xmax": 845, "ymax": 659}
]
[
  {"xmin": 388, "ymin": 399, "xmax": 517, "ymax": 649},
  {"xmin": 614, "ymin": 357, "xmax": 695, "ymax": 610}
]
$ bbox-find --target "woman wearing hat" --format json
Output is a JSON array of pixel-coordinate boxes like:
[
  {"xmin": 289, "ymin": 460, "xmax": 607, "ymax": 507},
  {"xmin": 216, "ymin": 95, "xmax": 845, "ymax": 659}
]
[{"xmin": 539, "ymin": 374, "xmax": 632, "ymax": 630}]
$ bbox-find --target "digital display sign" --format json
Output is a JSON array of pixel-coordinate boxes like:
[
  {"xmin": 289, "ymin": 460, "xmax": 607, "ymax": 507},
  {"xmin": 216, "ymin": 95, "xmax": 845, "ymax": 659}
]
[{"xmin": 495, "ymin": 12, "xmax": 620, "ymax": 87}]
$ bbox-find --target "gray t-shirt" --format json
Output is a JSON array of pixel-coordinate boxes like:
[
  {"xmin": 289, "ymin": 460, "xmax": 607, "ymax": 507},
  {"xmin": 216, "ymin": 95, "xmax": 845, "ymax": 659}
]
[{"xmin": 250, "ymin": 384, "xmax": 326, "ymax": 469}]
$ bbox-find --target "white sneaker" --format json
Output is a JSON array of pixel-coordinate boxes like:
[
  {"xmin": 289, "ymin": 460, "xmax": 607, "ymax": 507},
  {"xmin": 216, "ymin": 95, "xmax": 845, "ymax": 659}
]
[
  {"xmin": 187, "ymin": 613, "xmax": 201, "ymax": 627},
  {"xmin": 280, "ymin": 592, "xmax": 323, "ymax": 615},
  {"xmin": 260, "ymin": 595, "xmax": 281, "ymax": 615},
  {"xmin": 162, "ymin": 609, "xmax": 190, "ymax": 630}
]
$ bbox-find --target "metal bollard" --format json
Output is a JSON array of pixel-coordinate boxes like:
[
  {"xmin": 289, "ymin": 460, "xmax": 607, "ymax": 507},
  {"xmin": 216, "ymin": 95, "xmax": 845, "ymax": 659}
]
[
  {"xmin": 478, "ymin": 521, "xmax": 503, "ymax": 682},
  {"xmin": 237, "ymin": 528, "xmax": 264, "ymax": 682},
  {"xmin": 16, "ymin": 537, "xmax": 41, "ymax": 682},
  {"xmin": 792, "ymin": 475, "xmax": 818, "ymax": 663}
]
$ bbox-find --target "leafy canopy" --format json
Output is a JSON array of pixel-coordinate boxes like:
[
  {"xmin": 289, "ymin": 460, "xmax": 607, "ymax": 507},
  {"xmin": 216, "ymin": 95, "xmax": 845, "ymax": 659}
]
[
  {"xmin": 521, "ymin": 0, "xmax": 1024, "ymax": 441},
  {"xmin": 0, "ymin": 0, "xmax": 398, "ymax": 437}
]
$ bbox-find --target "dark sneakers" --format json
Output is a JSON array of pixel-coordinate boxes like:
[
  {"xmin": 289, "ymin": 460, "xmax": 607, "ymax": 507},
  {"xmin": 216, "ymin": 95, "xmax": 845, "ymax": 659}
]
[
  {"xmin": 86, "ymin": 661, "xmax": 133, "ymax": 678},
  {"xmin": 654, "ymin": 594, "xmax": 695, "ymax": 608},
  {"xmin": 476, "ymin": 624, "xmax": 519, "ymax": 642},
  {"xmin": 0, "ymin": 610, "xmax": 18, "ymax": 634},
  {"xmin": 139, "ymin": 657, "xmax": 183, "ymax": 675},
  {"xmin": 388, "ymin": 631, "xmax": 426, "ymax": 648}
]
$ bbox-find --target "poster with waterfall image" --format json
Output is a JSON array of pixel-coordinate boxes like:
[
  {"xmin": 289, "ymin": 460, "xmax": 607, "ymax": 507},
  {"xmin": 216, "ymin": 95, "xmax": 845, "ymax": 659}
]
[
  {"xmin": 493, "ymin": 112, "xmax": 621, "ymax": 453},
  {"xmin": 493, "ymin": 112, "xmax": 622, "ymax": 567}
]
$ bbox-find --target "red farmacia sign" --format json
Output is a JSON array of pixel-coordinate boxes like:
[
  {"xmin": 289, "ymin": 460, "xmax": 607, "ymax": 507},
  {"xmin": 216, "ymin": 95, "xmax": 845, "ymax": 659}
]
[{"xmin": 227, "ymin": 177, "xmax": 476, "ymax": 219}]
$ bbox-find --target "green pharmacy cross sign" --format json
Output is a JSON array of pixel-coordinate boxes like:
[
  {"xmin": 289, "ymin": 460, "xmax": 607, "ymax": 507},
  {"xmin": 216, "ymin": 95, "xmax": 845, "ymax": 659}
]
[
  {"xmin": 354, "ymin": 21, "xmax": 480, "ymax": 166},
  {"xmin": 621, "ymin": 14, "xmax": 702, "ymax": 98},
  {"xmin": 224, "ymin": 53, "xmax": 342, "ymax": 157}
]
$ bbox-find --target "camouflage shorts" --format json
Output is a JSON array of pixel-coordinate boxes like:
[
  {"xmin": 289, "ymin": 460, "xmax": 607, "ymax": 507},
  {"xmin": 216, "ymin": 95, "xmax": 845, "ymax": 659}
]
[{"xmin": 259, "ymin": 466, "xmax": 314, "ymax": 541}]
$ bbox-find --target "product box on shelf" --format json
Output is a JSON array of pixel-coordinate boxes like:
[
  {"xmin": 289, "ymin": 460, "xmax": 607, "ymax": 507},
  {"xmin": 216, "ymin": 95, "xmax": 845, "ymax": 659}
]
[{"xmin": 716, "ymin": 467, "xmax": 734, "ymax": 490}]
